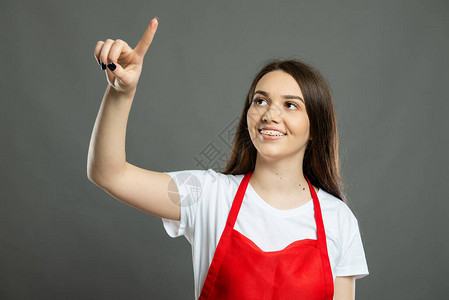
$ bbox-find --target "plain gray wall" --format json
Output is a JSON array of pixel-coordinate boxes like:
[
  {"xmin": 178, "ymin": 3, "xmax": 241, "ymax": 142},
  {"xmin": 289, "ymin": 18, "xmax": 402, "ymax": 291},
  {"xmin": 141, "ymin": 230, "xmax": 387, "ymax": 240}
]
[{"xmin": 2, "ymin": 0, "xmax": 448, "ymax": 299}]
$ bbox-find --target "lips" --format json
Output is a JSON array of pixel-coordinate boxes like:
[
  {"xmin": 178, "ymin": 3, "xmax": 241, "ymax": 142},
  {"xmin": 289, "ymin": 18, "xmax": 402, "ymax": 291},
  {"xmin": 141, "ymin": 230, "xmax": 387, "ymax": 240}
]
[{"xmin": 258, "ymin": 127, "xmax": 287, "ymax": 135}]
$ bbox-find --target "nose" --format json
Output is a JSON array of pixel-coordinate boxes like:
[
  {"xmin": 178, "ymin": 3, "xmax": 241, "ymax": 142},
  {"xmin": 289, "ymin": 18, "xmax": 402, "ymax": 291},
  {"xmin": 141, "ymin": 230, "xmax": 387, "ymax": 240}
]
[{"xmin": 261, "ymin": 103, "xmax": 282, "ymax": 123}]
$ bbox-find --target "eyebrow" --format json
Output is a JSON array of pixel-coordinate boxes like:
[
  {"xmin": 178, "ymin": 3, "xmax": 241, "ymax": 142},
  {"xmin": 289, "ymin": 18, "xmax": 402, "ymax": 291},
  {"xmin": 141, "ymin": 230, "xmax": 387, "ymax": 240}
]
[{"xmin": 253, "ymin": 90, "xmax": 304, "ymax": 103}]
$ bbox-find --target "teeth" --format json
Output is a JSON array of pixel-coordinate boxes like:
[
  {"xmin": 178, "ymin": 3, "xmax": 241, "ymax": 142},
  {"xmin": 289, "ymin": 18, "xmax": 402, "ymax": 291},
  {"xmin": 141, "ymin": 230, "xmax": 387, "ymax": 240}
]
[{"xmin": 259, "ymin": 129, "xmax": 285, "ymax": 136}]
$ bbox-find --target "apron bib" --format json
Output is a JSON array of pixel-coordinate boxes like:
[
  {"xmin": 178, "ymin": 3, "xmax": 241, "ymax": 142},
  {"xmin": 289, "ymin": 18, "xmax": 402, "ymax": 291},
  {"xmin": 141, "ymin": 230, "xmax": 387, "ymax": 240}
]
[{"xmin": 199, "ymin": 171, "xmax": 334, "ymax": 300}]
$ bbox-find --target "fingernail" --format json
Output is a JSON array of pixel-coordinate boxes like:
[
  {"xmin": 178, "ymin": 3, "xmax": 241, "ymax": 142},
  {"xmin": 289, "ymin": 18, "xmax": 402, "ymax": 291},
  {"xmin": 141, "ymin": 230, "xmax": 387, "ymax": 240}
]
[
  {"xmin": 155, "ymin": 16, "xmax": 159, "ymax": 22},
  {"xmin": 97, "ymin": 58, "xmax": 101, "ymax": 66},
  {"xmin": 101, "ymin": 63, "xmax": 106, "ymax": 70},
  {"xmin": 107, "ymin": 62, "xmax": 116, "ymax": 71}
]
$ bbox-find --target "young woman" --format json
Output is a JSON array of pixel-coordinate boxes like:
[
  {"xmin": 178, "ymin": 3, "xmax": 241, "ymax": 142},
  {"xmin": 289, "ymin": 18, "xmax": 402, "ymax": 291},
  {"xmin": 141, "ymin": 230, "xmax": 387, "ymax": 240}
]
[{"xmin": 88, "ymin": 17, "xmax": 369, "ymax": 300}]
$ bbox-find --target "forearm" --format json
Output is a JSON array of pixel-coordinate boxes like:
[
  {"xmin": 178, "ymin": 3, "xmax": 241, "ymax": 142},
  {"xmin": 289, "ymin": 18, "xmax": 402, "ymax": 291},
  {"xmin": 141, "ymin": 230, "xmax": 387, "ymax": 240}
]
[
  {"xmin": 87, "ymin": 85, "xmax": 136, "ymax": 185},
  {"xmin": 334, "ymin": 276, "xmax": 355, "ymax": 300}
]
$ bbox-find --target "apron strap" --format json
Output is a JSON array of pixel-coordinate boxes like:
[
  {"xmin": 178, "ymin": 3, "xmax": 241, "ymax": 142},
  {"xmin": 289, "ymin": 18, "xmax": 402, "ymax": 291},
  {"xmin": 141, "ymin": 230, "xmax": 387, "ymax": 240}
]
[
  {"xmin": 226, "ymin": 171, "xmax": 252, "ymax": 229},
  {"xmin": 306, "ymin": 176, "xmax": 334, "ymax": 299},
  {"xmin": 199, "ymin": 172, "xmax": 252, "ymax": 299}
]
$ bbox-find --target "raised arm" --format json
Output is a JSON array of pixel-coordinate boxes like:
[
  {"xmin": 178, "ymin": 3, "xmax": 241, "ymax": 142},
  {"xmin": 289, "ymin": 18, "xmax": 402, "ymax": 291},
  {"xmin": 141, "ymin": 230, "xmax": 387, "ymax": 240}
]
[{"xmin": 87, "ymin": 17, "xmax": 180, "ymax": 221}]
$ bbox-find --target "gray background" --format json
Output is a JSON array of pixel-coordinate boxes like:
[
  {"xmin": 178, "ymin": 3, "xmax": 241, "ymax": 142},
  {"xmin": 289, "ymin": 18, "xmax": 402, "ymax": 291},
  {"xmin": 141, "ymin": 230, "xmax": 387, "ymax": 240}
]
[{"xmin": 1, "ymin": 0, "xmax": 448, "ymax": 299}]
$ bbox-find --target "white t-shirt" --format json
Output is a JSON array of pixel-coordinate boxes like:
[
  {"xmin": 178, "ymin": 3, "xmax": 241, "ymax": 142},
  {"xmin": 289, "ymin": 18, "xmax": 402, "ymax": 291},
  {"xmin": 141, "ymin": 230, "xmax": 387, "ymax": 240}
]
[{"xmin": 161, "ymin": 169, "xmax": 369, "ymax": 299}]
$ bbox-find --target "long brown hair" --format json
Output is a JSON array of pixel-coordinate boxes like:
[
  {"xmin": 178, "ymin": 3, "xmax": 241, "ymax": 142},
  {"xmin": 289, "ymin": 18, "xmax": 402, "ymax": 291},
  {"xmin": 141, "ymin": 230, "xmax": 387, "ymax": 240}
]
[{"xmin": 222, "ymin": 59, "xmax": 346, "ymax": 202}]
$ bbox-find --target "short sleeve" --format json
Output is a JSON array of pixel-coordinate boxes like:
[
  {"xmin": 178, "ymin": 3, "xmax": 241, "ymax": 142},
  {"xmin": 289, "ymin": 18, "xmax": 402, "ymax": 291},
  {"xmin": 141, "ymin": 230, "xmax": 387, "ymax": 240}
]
[
  {"xmin": 160, "ymin": 169, "xmax": 214, "ymax": 244},
  {"xmin": 334, "ymin": 210, "xmax": 369, "ymax": 279}
]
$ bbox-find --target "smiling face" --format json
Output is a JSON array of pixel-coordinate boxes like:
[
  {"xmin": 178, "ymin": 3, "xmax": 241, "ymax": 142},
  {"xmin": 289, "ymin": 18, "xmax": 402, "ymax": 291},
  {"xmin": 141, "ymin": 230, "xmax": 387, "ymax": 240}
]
[{"xmin": 247, "ymin": 70, "xmax": 311, "ymax": 162}]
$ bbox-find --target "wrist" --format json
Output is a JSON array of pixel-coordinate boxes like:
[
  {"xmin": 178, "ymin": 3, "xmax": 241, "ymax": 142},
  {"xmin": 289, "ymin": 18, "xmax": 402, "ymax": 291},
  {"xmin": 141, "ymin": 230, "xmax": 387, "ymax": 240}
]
[{"xmin": 107, "ymin": 85, "xmax": 137, "ymax": 100}]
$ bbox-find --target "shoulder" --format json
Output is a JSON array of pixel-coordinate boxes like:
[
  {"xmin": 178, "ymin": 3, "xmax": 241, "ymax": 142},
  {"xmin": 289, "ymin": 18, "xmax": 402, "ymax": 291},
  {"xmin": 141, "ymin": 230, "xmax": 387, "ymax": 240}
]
[
  {"xmin": 164, "ymin": 168, "xmax": 219, "ymax": 182},
  {"xmin": 206, "ymin": 169, "xmax": 245, "ymax": 183},
  {"xmin": 163, "ymin": 168, "xmax": 244, "ymax": 199},
  {"xmin": 186, "ymin": 169, "xmax": 245, "ymax": 188},
  {"xmin": 318, "ymin": 190, "xmax": 366, "ymax": 254},
  {"xmin": 318, "ymin": 189, "xmax": 360, "ymax": 227},
  {"xmin": 163, "ymin": 168, "xmax": 235, "ymax": 187},
  {"xmin": 319, "ymin": 189, "xmax": 351, "ymax": 211}
]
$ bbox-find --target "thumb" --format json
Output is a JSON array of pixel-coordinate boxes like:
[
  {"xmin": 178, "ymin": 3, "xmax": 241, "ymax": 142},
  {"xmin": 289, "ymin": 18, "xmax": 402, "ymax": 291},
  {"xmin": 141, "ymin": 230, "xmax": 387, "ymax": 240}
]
[
  {"xmin": 134, "ymin": 17, "xmax": 159, "ymax": 58},
  {"xmin": 105, "ymin": 62, "xmax": 131, "ymax": 87}
]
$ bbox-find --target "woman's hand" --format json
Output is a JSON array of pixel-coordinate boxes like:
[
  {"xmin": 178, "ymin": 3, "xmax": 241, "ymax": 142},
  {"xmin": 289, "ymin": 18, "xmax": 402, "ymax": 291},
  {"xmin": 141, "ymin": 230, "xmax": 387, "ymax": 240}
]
[{"xmin": 94, "ymin": 17, "xmax": 159, "ymax": 94}]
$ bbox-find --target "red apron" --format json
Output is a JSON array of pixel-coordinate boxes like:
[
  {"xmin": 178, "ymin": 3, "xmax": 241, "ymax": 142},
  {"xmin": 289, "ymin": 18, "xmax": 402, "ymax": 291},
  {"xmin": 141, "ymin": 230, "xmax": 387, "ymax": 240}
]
[{"xmin": 198, "ymin": 171, "xmax": 334, "ymax": 300}]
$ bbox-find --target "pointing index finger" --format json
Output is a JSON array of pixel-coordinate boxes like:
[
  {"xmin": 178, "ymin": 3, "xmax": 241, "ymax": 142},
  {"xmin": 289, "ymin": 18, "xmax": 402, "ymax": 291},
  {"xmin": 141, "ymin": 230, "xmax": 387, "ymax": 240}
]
[{"xmin": 134, "ymin": 17, "xmax": 159, "ymax": 58}]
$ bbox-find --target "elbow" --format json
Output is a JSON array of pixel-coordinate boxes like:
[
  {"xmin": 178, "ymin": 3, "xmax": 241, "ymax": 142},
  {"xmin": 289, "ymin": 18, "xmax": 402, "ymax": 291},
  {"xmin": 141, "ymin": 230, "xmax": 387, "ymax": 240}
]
[
  {"xmin": 87, "ymin": 172, "xmax": 108, "ymax": 189},
  {"xmin": 87, "ymin": 171, "xmax": 101, "ymax": 186},
  {"xmin": 87, "ymin": 164, "xmax": 105, "ymax": 187},
  {"xmin": 86, "ymin": 164, "xmax": 124, "ymax": 189}
]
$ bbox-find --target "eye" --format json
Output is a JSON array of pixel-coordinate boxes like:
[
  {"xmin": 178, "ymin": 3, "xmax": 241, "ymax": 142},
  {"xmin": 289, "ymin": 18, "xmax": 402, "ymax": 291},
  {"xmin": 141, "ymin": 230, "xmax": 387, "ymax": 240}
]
[
  {"xmin": 252, "ymin": 97, "xmax": 267, "ymax": 105},
  {"xmin": 285, "ymin": 102, "xmax": 299, "ymax": 110},
  {"xmin": 252, "ymin": 98, "xmax": 299, "ymax": 110}
]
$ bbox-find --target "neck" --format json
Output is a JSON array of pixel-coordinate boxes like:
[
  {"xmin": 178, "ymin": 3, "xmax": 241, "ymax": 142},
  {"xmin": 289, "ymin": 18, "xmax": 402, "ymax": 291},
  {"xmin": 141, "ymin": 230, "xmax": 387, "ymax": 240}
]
[{"xmin": 250, "ymin": 152, "xmax": 314, "ymax": 196}]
